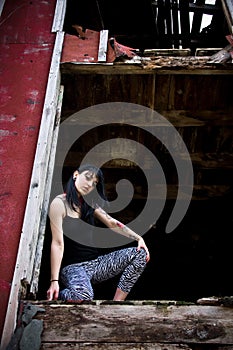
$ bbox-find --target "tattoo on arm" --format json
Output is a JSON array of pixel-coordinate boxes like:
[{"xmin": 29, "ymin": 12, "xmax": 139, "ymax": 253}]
[
  {"xmin": 98, "ymin": 207, "xmax": 112, "ymax": 220},
  {"xmin": 116, "ymin": 221, "xmax": 124, "ymax": 228},
  {"xmin": 97, "ymin": 207, "xmax": 140, "ymax": 241},
  {"xmin": 116, "ymin": 221, "xmax": 139, "ymax": 241}
]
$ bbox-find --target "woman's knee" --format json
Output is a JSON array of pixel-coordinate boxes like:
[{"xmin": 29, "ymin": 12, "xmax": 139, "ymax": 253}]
[
  {"xmin": 135, "ymin": 248, "xmax": 147, "ymax": 265},
  {"xmin": 59, "ymin": 286, "xmax": 94, "ymax": 301}
]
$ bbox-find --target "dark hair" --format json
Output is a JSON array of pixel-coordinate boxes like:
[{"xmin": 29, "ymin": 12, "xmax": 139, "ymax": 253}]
[{"xmin": 65, "ymin": 164, "xmax": 108, "ymax": 225}]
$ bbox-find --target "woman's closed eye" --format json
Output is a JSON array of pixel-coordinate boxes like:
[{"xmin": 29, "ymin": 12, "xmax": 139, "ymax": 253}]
[{"xmin": 85, "ymin": 174, "xmax": 98, "ymax": 187}]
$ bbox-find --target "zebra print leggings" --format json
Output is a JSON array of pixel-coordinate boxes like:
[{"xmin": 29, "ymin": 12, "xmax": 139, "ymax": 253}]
[{"xmin": 59, "ymin": 247, "xmax": 147, "ymax": 301}]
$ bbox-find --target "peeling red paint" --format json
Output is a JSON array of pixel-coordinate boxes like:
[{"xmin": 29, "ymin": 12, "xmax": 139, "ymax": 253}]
[
  {"xmin": 61, "ymin": 31, "xmax": 100, "ymax": 63},
  {"xmin": 0, "ymin": 0, "xmax": 56, "ymax": 340}
]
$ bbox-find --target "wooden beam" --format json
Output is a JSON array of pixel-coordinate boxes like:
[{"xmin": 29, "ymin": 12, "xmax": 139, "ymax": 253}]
[
  {"xmin": 60, "ymin": 61, "xmax": 233, "ymax": 75},
  {"xmin": 34, "ymin": 302, "xmax": 233, "ymax": 345},
  {"xmin": 189, "ymin": 2, "xmax": 221, "ymax": 15}
]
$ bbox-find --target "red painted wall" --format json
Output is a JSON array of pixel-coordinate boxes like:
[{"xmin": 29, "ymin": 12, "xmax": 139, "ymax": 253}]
[{"xmin": 0, "ymin": 0, "xmax": 56, "ymax": 340}]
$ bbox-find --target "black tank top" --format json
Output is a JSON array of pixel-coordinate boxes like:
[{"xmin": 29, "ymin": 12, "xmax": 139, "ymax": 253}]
[{"xmin": 61, "ymin": 215, "xmax": 100, "ymax": 268}]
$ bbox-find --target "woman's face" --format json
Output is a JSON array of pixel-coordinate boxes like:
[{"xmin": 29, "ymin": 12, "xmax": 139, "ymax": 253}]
[{"xmin": 74, "ymin": 170, "xmax": 98, "ymax": 196}]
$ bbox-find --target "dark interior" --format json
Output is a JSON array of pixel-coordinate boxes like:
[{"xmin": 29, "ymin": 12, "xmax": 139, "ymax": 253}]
[
  {"xmin": 38, "ymin": 0, "xmax": 233, "ymax": 302},
  {"xmin": 64, "ymin": 0, "xmax": 229, "ymax": 53}
]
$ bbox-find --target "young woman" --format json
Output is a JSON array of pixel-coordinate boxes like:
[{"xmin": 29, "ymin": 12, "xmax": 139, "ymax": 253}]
[{"xmin": 47, "ymin": 164, "xmax": 150, "ymax": 301}]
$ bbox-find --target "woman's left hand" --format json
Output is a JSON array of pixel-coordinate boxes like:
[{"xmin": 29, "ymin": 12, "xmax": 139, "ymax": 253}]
[{"xmin": 137, "ymin": 237, "xmax": 150, "ymax": 262}]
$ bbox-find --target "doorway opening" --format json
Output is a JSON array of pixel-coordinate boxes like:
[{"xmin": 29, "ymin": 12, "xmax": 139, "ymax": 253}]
[{"xmin": 37, "ymin": 0, "xmax": 233, "ymax": 302}]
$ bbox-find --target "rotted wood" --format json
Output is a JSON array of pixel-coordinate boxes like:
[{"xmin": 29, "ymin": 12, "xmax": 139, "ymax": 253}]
[
  {"xmin": 60, "ymin": 59, "xmax": 233, "ymax": 75},
  {"xmin": 142, "ymin": 56, "xmax": 233, "ymax": 70},
  {"xmin": 32, "ymin": 301, "xmax": 233, "ymax": 346}
]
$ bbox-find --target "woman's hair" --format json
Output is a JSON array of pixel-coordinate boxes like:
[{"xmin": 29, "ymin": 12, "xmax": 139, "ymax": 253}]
[{"xmin": 65, "ymin": 164, "xmax": 108, "ymax": 224}]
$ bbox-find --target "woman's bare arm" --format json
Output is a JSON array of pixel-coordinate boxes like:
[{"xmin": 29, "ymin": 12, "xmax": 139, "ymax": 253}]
[
  {"xmin": 47, "ymin": 197, "xmax": 65, "ymax": 300},
  {"xmin": 94, "ymin": 207, "xmax": 150, "ymax": 262}
]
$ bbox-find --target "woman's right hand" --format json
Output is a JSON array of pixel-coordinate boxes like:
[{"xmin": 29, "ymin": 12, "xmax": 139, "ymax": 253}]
[{"xmin": 47, "ymin": 280, "xmax": 59, "ymax": 301}]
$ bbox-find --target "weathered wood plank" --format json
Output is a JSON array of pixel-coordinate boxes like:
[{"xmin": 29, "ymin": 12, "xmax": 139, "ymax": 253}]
[
  {"xmin": 98, "ymin": 30, "xmax": 109, "ymax": 62},
  {"xmin": 61, "ymin": 73, "xmax": 156, "ymax": 111},
  {"xmin": 41, "ymin": 343, "xmax": 193, "ymax": 350},
  {"xmin": 60, "ymin": 62, "xmax": 233, "ymax": 75},
  {"xmin": 41, "ymin": 345, "xmax": 233, "ymax": 350},
  {"xmin": 52, "ymin": 0, "xmax": 67, "ymax": 32},
  {"xmin": 143, "ymin": 49, "xmax": 191, "ymax": 56},
  {"xmin": 35, "ymin": 303, "xmax": 233, "ymax": 345},
  {"xmin": 166, "ymin": 74, "xmax": 232, "ymax": 111},
  {"xmin": 30, "ymin": 85, "xmax": 64, "ymax": 296},
  {"xmin": 61, "ymin": 70, "xmax": 233, "ymax": 115},
  {"xmin": 61, "ymin": 109, "xmax": 233, "ymax": 127}
]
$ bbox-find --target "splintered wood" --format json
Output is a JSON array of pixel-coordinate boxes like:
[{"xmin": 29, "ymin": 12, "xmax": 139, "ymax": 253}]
[{"xmin": 141, "ymin": 55, "xmax": 232, "ymax": 70}]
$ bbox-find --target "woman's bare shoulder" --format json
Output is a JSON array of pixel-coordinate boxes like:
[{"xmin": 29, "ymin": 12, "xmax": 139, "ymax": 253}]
[{"xmin": 50, "ymin": 194, "xmax": 67, "ymax": 216}]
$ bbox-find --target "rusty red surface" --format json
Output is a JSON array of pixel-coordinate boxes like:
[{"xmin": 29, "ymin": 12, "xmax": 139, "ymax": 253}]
[
  {"xmin": 61, "ymin": 30, "xmax": 100, "ymax": 63},
  {"xmin": 0, "ymin": 0, "xmax": 56, "ymax": 340}
]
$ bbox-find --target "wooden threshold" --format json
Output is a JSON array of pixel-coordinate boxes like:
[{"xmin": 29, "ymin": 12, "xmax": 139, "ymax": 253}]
[{"xmin": 7, "ymin": 299, "xmax": 233, "ymax": 350}]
